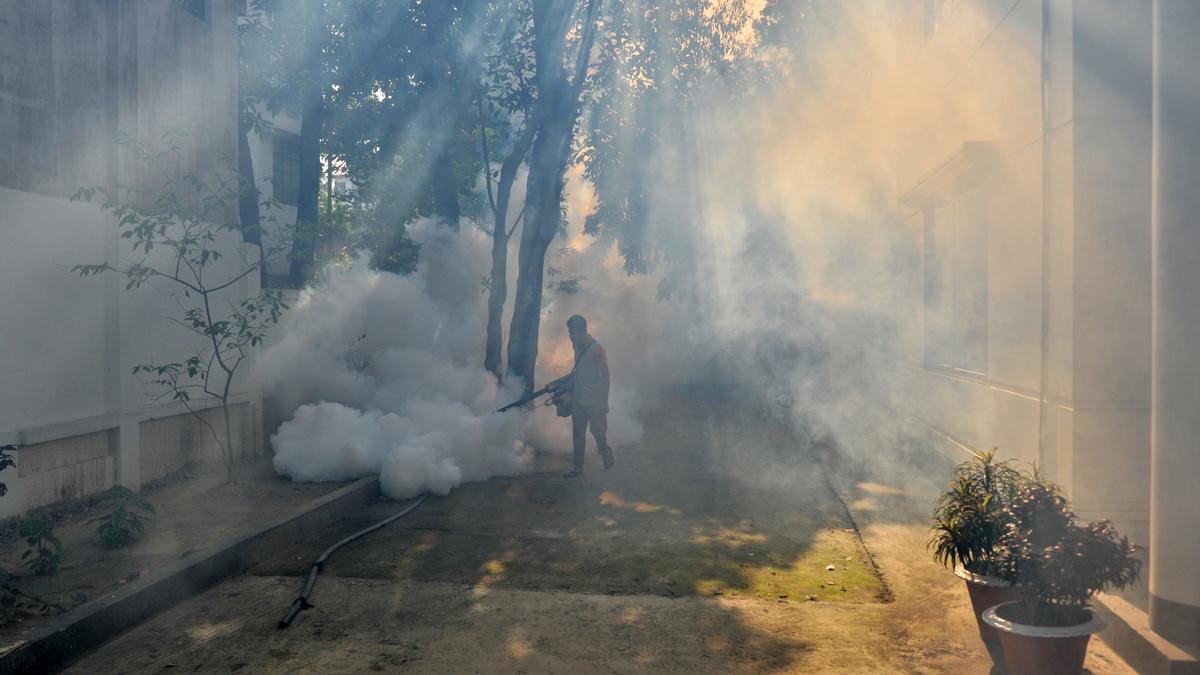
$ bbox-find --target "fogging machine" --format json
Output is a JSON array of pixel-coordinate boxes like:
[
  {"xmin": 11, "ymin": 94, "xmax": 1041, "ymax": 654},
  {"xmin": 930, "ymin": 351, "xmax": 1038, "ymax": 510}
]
[{"xmin": 496, "ymin": 374, "xmax": 574, "ymax": 416}]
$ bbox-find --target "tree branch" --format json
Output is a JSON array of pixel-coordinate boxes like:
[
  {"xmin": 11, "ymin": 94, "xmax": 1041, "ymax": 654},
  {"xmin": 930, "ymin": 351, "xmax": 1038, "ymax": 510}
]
[
  {"xmin": 478, "ymin": 91, "xmax": 498, "ymax": 218},
  {"xmin": 202, "ymin": 263, "xmax": 263, "ymax": 295},
  {"xmin": 506, "ymin": 202, "xmax": 528, "ymax": 239},
  {"xmin": 570, "ymin": 0, "xmax": 602, "ymax": 103}
]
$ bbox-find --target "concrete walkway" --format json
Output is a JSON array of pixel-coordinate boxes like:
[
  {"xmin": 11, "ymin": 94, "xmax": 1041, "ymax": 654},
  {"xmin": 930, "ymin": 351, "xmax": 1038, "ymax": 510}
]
[{"xmin": 66, "ymin": 402, "xmax": 1134, "ymax": 673}]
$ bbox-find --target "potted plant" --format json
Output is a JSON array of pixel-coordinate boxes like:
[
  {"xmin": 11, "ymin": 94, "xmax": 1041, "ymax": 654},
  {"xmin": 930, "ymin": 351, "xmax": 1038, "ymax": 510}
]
[
  {"xmin": 983, "ymin": 477, "xmax": 1141, "ymax": 675},
  {"xmin": 930, "ymin": 448, "xmax": 1024, "ymax": 646}
]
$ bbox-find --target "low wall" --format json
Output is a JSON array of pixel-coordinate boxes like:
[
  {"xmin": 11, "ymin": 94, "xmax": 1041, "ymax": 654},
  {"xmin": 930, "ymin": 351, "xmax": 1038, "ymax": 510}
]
[
  {"xmin": 897, "ymin": 362, "xmax": 1041, "ymax": 467},
  {"xmin": 1, "ymin": 401, "xmax": 262, "ymax": 519},
  {"xmin": 0, "ymin": 477, "xmax": 382, "ymax": 675},
  {"xmin": 7, "ymin": 428, "xmax": 117, "ymax": 517},
  {"xmin": 139, "ymin": 402, "xmax": 258, "ymax": 484}
]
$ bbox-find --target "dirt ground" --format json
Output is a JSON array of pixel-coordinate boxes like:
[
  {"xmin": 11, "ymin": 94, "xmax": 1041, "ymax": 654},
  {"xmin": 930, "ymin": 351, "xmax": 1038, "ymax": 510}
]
[
  {"xmin": 0, "ymin": 460, "xmax": 343, "ymax": 649},
  {"xmin": 66, "ymin": 402, "xmax": 1134, "ymax": 673}
]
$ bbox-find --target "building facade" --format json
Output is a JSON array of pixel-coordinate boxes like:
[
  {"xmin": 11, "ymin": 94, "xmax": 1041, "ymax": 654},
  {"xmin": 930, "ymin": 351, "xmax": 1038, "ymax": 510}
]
[
  {"xmin": 0, "ymin": 1, "xmax": 262, "ymax": 518},
  {"xmin": 895, "ymin": 0, "xmax": 1198, "ymax": 662},
  {"xmin": 244, "ymin": 100, "xmax": 303, "ymax": 283}
]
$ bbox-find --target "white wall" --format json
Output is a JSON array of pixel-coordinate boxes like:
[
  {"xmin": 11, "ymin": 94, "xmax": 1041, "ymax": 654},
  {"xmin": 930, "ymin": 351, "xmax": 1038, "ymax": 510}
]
[
  {"xmin": 0, "ymin": 186, "xmax": 264, "ymax": 518},
  {"xmin": 0, "ymin": 0, "xmax": 263, "ymax": 517},
  {"xmin": 0, "ymin": 188, "xmax": 112, "ymax": 431},
  {"xmin": 896, "ymin": 0, "xmax": 1156, "ymax": 612},
  {"xmin": 247, "ymin": 102, "xmax": 301, "ymax": 279}
]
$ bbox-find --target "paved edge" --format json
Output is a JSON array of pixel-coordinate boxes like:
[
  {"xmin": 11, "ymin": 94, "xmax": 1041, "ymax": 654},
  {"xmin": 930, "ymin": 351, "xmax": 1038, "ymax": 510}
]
[
  {"xmin": 0, "ymin": 476, "xmax": 381, "ymax": 675},
  {"xmin": 1094, "ymin": 592, "xmax": 1200, "ymax": 675}
]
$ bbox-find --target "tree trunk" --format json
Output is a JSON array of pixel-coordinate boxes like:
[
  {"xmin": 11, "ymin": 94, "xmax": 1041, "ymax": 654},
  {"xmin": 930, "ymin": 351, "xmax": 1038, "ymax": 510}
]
[
  {"xmin": 289, "ymin": 106, "xmax": 323, "ymax": 285},
  {"xmin": 484, "ymin": 124, "xmax": 537, "ymax": 377},
  {"xmin": 288, "ymin": 0, "xmax": 325, "ymax": 286},
  {"xmin": 325, "ymin": 156, "xmax": 334, "ymax": 222},
  {"xmin": 506, "ymin": 0, "xmax": 600, "ymax": 392},
  {"xmin": 430, "ymin": 146, "xmax": 461, "ymax": 228},
  {"xmin": 222, "ymin": 401, "xmax": 234, "ymax": 484},
  {"xmin": 506, "ymin": 117, "xmax": 572, "ymax": 389}
]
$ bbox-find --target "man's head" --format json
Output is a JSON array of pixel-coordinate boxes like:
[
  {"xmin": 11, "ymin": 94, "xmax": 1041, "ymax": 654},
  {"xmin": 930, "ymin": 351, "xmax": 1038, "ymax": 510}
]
[{"xmin": 567, "ymin": 314, "xmax": 588, "ymax": 346}]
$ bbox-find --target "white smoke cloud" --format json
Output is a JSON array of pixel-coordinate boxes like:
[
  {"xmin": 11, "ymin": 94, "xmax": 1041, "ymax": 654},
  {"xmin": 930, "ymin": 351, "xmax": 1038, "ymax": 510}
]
[
  {"xmin": 259, "ymin": 210, "xmax": 657, "ymax": 498},
  {"xmin": 260, "ymin": 220, "xmax": 533, "ymax": 498},
  {"xmin": 260, "ymin": 2, "xmax": 983, "ymax": 500}
]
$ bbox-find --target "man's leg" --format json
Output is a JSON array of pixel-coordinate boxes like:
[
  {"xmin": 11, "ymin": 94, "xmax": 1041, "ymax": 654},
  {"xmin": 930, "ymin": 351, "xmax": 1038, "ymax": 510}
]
[
  {"xmin": 566, "ymin": 408, "xmax": 588, "ymax": 477},
  {"xmin": 590, "ymin": 410, "xmax": 614, "ymax": 470}
]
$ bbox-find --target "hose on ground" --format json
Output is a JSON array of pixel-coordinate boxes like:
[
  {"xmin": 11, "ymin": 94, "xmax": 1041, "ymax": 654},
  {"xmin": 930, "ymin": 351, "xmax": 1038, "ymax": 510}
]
[{"xmin": 278, "ymin": 493, "xmax": 428, "ymax": 629}]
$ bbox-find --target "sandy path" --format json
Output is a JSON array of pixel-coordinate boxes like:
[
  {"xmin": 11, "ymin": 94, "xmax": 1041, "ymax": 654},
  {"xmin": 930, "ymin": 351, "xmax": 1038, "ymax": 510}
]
[{"xmin": 66, "ymin": 402, "xmax": 1133, "ymax": 673}]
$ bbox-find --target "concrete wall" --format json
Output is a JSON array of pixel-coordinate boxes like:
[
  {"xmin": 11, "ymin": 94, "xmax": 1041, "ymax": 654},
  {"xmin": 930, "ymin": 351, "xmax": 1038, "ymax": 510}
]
[
  {"xmin": 0, "ymin": 399, "xmax": 260, "ymax": 520},
  {"xmin": 8, "ymin": 429, "xmax": 118, "ymax": 518},
  {"xmin": 896, "ymin": 0, "xmax": 1048, "ymax": 468},
  {"xmin": 0, "ymin": 188, "xmax": 113, "ymax": 431},
  {"xmin": 0, "ymin": 1, "xmax": 261, "ymax": 518},
  {"xmin": 0, "ymin": 1, "xmax": 239, "ymax": 199},
  {"xmin": 1062, "ymin": 2, "xmax": 1152, "ymax": 586},
  {"xmin": 139, "ymin": 401, "xmax": 258, "ymax": 485},
  {"xmin": 896, "ymin": 0, "xmax": 1155, "ymax": 611}
]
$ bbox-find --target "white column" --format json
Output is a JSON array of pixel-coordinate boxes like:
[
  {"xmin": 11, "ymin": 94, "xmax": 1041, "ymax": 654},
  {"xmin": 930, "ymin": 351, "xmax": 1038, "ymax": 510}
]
[
  {"xmin": 1150, "ymin": 0, "xmax": 1200, "ymax": 646},
  {"xmin": 114, "ymin": 226, "xmax": 142, "ymax": 490},
  {"xmin": 112, "ymin": 1, "xmax": 142, "ymax": 491}
]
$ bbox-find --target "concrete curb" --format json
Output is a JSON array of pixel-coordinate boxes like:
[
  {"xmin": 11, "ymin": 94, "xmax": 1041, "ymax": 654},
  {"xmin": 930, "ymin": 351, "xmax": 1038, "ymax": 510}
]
[
  {"xmin": 1094, "ymin": 592, "xmax": 1200, "ymax": 675},
  {"xmin": 0, "ymin": 476, "xmax": 380, "ymax": 675}
]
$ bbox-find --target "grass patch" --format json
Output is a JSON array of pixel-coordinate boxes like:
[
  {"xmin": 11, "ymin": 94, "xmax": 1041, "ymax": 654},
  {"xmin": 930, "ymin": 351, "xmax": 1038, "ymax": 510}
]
[{"xmin": 380, "ymin": 526, "xmax": 885, "ymax": 604}]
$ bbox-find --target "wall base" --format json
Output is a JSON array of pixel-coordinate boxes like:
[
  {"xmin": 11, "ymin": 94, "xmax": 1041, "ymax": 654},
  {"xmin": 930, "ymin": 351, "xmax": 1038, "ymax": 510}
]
[{"xmin": 1094, "ymin": 592, "xmax": 1200, "ymax": 675}]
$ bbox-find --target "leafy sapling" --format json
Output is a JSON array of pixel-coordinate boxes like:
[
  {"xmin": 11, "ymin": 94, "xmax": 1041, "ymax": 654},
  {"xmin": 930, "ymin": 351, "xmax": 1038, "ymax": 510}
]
[
  {"xmin": 92, "ymin": 487, "xmax": 156, "ymax": 550},
  {"xmin": 72, "ymin": 130, "xmax": 291, "ymax": 482},
  {"xmin": 0, "ymin": 445, "xmax": 14, "ymax": 498},
  {"xmin": 18, "ymin": 518, "xmax": 63, "ymax": 576}
]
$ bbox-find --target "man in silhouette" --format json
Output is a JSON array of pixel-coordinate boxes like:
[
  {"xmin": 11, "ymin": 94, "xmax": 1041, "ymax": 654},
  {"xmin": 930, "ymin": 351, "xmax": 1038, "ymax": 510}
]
[{"xmin": 563, "ymin": 314, "xmax": 614, "ymax": 477}]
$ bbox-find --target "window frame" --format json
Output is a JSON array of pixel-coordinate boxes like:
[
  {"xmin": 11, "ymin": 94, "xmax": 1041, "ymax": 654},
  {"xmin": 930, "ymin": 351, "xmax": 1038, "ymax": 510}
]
[{"xmin": 272, "ymin": 132, "xmax": 302, "ymax": 207}]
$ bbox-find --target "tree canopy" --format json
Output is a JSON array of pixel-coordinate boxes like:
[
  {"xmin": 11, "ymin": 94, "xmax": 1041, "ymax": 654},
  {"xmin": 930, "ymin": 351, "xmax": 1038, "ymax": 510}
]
[{"xmin": 240, "ymin": 0, "xmax": 785, "ymax": 378}]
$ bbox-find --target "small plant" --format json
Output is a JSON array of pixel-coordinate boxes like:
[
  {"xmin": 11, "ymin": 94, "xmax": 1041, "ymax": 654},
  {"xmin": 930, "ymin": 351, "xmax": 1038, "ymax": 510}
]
[
  {"xmin": 930, "ymin": 448, "xmax": 1025, "ymax": 577},
  {"xmin": 340, "ymin": 333, "xmax": 372, "ymax": 373},
  {"xmin": 995, "ymin": 477, "xmax": 1141, "ymax": 626},
  {"xmin": 18, "ymin": 518, "xmax": 63, "ymax": 576},
  {"xmin": 0, "ymin": 444, "xmax": 15, "ymax": 497},
  {"xmin": 92, "ymin": 487, "xmax": 156, "ymax": 549}
]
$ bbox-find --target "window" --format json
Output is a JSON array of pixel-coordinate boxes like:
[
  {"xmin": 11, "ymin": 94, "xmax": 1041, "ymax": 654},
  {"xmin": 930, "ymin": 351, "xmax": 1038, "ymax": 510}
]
[
  {"xmin": 923, "ymin": 186, "xmax": 988, "ymax": 375},
  {"xmin": 178, "ymin": 0, "xmax": 206, "ymax": 20},
  {"xmin": 905, "ymin": 142, "xmax": 999, "ymax": 376},
  {"xmin": 272, "ymin": 133, "xmax": 301, "ymax": 206}
]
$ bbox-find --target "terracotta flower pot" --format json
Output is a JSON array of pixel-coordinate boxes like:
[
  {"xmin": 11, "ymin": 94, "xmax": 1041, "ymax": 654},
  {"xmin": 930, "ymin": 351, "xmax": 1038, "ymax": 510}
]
[
  {"xmin": 982, "ymin": 601, "xmax": 1105, "ymax": 675},
  {"xmin": 955, "ymin": 564, "xmax": 1020, "ymax": 644}
]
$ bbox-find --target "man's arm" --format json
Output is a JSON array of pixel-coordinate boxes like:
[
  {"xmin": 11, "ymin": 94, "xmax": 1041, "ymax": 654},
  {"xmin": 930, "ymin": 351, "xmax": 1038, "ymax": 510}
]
[{"xmin": 596, "ymin": 344, "xmax": 610, "ymax": 388}]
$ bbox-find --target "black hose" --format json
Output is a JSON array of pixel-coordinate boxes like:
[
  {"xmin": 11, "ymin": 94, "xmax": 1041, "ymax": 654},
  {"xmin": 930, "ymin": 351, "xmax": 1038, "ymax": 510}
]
[{"xmin": 278, "ymin": 493, "xmax": 428, "ymax": 629}]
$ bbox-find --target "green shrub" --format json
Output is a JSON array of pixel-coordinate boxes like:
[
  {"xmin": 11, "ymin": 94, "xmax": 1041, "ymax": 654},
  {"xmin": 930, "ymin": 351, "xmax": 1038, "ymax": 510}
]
[
  {"xmin": 93, "ymin": 487, "xmax": 156, "ymax": 549},
  {"xmin": 18, "ymin": 518, "xmax": 62, "ymax": 576},
  {"xmin": 930, "ymin": 448, "xmax": 1026, "ymax": 577},
  {"xmin": 996, "ymin": 477, "xmax": 1141, "ymax": 626},
  {"xmin": 0, "ymin": 444, "xmax": 15, "ymax": 497}
]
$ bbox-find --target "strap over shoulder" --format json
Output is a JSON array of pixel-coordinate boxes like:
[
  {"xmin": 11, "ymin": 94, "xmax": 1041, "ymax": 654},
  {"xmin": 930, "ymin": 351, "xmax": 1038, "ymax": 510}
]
[{"xmin": 570, "ymin": 339, "xmax": 595, "ymax": 375}]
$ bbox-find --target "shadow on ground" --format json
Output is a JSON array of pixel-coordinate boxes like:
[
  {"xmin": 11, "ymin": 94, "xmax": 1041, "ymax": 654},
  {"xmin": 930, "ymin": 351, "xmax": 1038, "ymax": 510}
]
[
  {"xmin": 65, "ymin": 400, "xmax": 889, "ymax": 673},
  {"xmin": 254, "ymin": 400, "xmax": 885, "ymax": 606},
  {"xmin": 61, "ymin": 399, "xmax": 1135, "ymax": 673}
]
